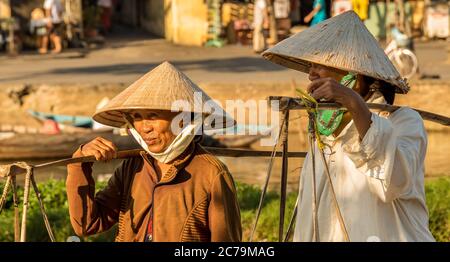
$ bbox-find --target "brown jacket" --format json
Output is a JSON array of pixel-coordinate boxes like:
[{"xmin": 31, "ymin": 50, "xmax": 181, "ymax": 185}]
[{"xmin": 66, "ymin": 143, "xmax": 242, "ymax": 242}]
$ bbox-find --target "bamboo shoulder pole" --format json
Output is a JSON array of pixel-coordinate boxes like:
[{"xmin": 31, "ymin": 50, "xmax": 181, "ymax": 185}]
[
  {"xmin": 268, "ymin": 96, "xmax": 450, "ymax": 126},
  {"xmin": 0, "ymin": 147, "xmax": 308, "ymax": 178}
]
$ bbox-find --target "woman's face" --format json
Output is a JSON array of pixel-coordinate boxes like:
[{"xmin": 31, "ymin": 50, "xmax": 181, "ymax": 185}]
[
  {"xmin": 308, "ymin": 63, "xmax": 347, "ymax": 83},
  {"xmin": 308, "ymin": 63, "xmax": 366, "ymax": 95},
  {"xmin": 130, "ymin": 110, "xmax": 178, "ymax": 153}
]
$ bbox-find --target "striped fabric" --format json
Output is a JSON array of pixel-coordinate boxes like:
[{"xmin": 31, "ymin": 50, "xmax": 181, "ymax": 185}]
[{"xmin": 181, "ymin": 199, "xmax": 211, "ymax": 242}]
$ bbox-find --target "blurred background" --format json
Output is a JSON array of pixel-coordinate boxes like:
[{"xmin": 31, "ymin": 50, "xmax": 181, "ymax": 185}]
[{"xmin": 0, "ymin": 0, "xmax": 449, "ymax": 242}]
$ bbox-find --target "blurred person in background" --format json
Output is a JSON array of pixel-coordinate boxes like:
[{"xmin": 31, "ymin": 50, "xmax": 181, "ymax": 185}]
[
  {"xmin": 98, "ymin": 0, "xmax": 113, "ymax": 34},
  {"xmin": 304, "ymin": 0, "xmax": 327, "ymax": 26},
  {"xmin": 30, "ymin": 8, "xmax": 49, "ymax": 54},
  {"xmin": 253, "ymin": 0, "xmax": 269, "ymax": 53},
  {"xmin": 43, "ymin": 0, "xmax": 64, "ymax": 54},
  {"xmin": 351, "ymin": 0, "xmax": 369, "ymax": 21}
]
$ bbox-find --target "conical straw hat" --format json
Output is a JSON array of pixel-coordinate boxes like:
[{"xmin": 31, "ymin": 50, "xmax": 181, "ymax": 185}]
[
  {"xmin": 93, "ymin": 61, "xmax": 235, "ymax": 129},
  {"xmin": 262, "ymin": 11, "xmax": 409, "ymax": 94}
]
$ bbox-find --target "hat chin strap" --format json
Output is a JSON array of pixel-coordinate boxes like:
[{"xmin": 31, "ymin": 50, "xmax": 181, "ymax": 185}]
[{"xmin": 123, "ymin": 115, "xmax": 201, "ymax": 164}]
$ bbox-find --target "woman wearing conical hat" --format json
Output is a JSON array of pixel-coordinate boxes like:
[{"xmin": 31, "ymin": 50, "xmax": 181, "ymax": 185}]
[
  {"xmin": 66, "ymin": 62, "xmax": 242, "ymax": 242},
  {"xmin": 263, "ymin": 11, "xmax": 435, "ymax": 241}
]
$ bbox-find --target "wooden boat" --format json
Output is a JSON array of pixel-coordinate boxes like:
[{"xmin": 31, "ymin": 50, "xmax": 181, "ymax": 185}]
[
  {"xmin": 28, "ymin": 110, "xmax": 93, "ymax": 128},
  {"xmin": 0, "ymin": 130, "xmax": 138, "ymax": 160},
  {"xmin": 201, "ymin": 134, "xmax": 267, "ymax": 148}
]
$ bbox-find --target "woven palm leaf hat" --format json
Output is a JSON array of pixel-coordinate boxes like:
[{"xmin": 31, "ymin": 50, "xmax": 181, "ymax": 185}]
[
  {"xmin": 262, "ymin": 11, "xmax": 409, "ymax": 94},
  {"xmin": 93, "ymin": 61, "xmax": 235, "ymax": 130}
]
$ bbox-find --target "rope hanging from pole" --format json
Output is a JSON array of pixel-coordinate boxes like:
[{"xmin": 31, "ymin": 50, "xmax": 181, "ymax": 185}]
[
  {"xmin": 11, "ymin": 175, "xmax": 20, "ymax": 242},
  {"xmin": 0, "ymin": 175, "xmax": 12, "ymax": 215},
  {"xmin": 296, "ymin": 89, "xmax": 351, "ymax": 242},
  {"xmin": 30, "ymin": 174, "xmax": 56, "ymax": 242},
  {"xmin": 20, "ymin": 167, "xmax": 32, "ymax": 242},
  {"xmin": 249, "ymin": 111, "xmax": 288, "ymax": 242},
  {"xmin": 0, "ymin": 162, "xmax": 56, "ymax": 242}
]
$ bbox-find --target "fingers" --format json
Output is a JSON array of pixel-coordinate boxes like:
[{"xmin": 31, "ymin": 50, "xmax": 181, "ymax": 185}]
[
  {"xmin": 93, "ymin": 141, "xmax": 112, "ymax": 160},
  {"xmin": 95, "ymin": 138, "xmax": 117, "ymax": 160},
  {"xmin": 96, "ymin": 137, "xmax": 118, "ymax": 159},
  {"xmin": 97, "ymin": 137, "xmax": 118, "ymax": 151},
  {"xmin": 92, "ymin": 150, "xmax": 103, "ymax": 161},
  {"xmin": 311, "ymin": 87, "xmax": 334, "ymax": 102},
  {"xmin": 307, "ymin": 78, "xmax": 333, "ymax": 101},
  {"xmin": 307, "ymin": 77, "xmax": 333, "ymax": 94},
  {"xmin": 308, "ymin": 78, "xmax": 353, "ymax": 105},
  {"xmin": 309, "ymin": 78, "xmax": 340, "ymax": 102},
  {"xmin": 310, "ymin": 86, "xmax": 327, "ymax": 101},
  {"xmin": 80, "ymin": 137, "xmax": 118, "ymax": 161}
]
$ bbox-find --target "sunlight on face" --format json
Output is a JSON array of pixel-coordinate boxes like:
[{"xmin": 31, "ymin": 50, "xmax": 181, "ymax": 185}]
[
  {"xmin": 308, "ymin": 63, "xmax": 347, "ymax": 83},
  {"xmin": 307, "ymin": 63, "xmax": 366, "ymax": 95},
  {"xmin": 130, "ymin": 110, "xmax": 179, "ymax": 153}
]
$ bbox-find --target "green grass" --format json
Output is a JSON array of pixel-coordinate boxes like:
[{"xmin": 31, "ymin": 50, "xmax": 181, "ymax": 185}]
[
  {"xmin": 0, "ymin": 177, "xmax": 449, "ymax": 242},
  {"xmin": 236, "ymin": 182, "xmax": 297, "ymax": 241},
  {"xmin": 0, "ymin": 179, "xmax": 115, "ymax": 242},
  {"xmin": 425, "ymin": 177, "xmax": 450, "ymax": 242}
]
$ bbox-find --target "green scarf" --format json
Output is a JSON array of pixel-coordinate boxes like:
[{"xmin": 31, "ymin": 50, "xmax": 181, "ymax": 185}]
[{"xmin": 316, "ymin": 73, "xmax": 357, "ymax": 136}]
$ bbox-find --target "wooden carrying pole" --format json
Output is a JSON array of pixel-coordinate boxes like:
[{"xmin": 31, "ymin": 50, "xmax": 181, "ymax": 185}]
[
  {"xmin": 0, "ymin": 146, "xmax": 308, "ymax": 242},
  {"xmin": 1, "ymin": 147, "xmax": 307, "ymax": 178},
  {"xmin": 268, "ymin": 96, "xmax": 450, "ymax": 126}
]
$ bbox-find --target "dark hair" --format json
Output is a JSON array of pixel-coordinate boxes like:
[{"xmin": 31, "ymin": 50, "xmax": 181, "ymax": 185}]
[{"xmin": 362, "ymin": 75, "xmax": 396, "ymax": 105}]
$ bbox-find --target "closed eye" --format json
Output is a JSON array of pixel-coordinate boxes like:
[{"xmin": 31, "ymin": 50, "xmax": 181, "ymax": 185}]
[{"xmin": 144, "ymin": 112, "xmax": 158, "ymax": 120}]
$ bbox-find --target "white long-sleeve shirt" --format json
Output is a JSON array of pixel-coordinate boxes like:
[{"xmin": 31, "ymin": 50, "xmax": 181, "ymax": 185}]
[
  {"xmin": 253, "ymin": 0, "xmax": 267, "ymax": 27},
  {"xmin": 294, "ymin": 94, "xmax": 435, "ymax": 242}
]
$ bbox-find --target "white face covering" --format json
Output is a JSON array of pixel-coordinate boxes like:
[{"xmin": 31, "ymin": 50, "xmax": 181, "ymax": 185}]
[{"xmin": 123, "ymin": 113, "xmax": 202, "ymax": 164}]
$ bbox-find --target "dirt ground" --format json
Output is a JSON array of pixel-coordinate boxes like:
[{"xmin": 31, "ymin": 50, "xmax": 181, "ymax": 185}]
[{"xmin": 0, "ymin": 29, "xmax": 449, "ymax": 85}]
